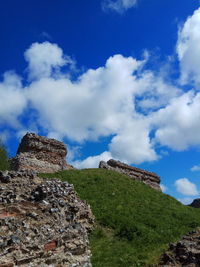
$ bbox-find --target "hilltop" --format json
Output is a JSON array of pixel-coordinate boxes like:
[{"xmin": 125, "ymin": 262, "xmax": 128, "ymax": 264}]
[{"xmin": 42, "ymin": 169, "xmax": 200, "ymax": 266}]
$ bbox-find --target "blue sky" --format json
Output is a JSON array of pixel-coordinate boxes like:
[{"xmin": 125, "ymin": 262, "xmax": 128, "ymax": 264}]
[{"xmin": 1, "ymin": 0, "xmax": 200, "ymax": 204}]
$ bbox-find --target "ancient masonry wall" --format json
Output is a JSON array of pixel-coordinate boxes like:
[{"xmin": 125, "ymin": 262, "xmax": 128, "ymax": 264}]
[
  {"xmin": 0, "ymin": 170, "xmax": 94, "ymax": 267},
  {"xmin": 99, "ymin": 159, "xmax": 161, "ymax": 191},
  {"xmin": 159, "ymin": 228, "xmax": 200, "ymax": 266},
  {"xmin": 11, "ymin": 133, "xmax": 73, "ymax": 173}
]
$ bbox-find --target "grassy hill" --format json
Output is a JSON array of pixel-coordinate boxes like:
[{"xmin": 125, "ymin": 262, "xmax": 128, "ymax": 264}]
[{"xmin": 41, "ymin": 169, "xmax": 200, "ymax": 266}]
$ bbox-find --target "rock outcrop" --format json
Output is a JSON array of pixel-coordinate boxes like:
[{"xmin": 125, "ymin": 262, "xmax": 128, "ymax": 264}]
[
  {"xmin": 99, "ymin": 159, "xmax": 161, "ymax": 191},
  {"xmin": 0, "ymin": 170, "xmax": 94, "ymax": 267},
  {"xmin": 189, "ymin": 198, "xmax": 200, "ymax": 208},
  {"xmin": 11, "ymin": 133, "xmax": 73, "ymax": 173},
  {"xmin": 159, "ymin": 228, "xmax": 200, "ymax": 266}
]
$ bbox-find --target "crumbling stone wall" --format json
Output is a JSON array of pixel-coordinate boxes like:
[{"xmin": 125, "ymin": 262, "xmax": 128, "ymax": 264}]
[
  {"xmin": 189, "ymin": 198, "xmax": 200, "ymax": 208},
  {"xmin": 99, "ymin": 159, "xmax": 161, "ymax": 191},
  {"xmin": 11, "ymin": 133, "xmax": 73, "ymax": 173},
  {"xmin": 159, "ymin": 228, "xmax": 200, "ymax": 266},
  {"xmin": 0, "ymin": 170, "xmax": 94, "ymax": 267}
]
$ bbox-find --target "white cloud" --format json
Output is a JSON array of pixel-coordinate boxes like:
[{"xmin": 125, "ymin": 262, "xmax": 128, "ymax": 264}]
[
  {"xmin": 109, "ymin": 119, "xmax": 157, "ymax": 164},
  {"xmin": 24, "ymin": 42, "xmax": 68, "ymax": 80},
  {"xmin": 160, "ymin": 184, "xmax": 168, "ymax": 193},
  {"xmin": 179, "ymin": 197, "xmax": 194, "ymax": 205},
  {"xmin": 102, "ymin": 0, "xmax": 137, "ymax": 13},
  {"xmin": 27, "ymin": 54, "xmax": 144, "ymax": 142},
  {"xmin": 0, "ymin": 71, "xmax": 27, "ymax": 128},
  {"xmin": 191, "ymin": 165, "xmax": 200, "ymax": 172},
  {"xmin": 175, "ymin": 178, "xmax": 198, "ymax": 196},
  {"xmin": 66, "ymin": 145, "xmax": 82, "ymax": 163},
  {"xmin": 135, "ymin": 71, "xmax": 181, "ymax": 111},
  {"xmin": 177, "ymin": 7, "xmax": 200, "ymax": 86},
  {"xmin": 153, "ymin": 91, "xmax": 200, "ymax": 150},
  {"xmin": 73, "ymin": 151, "xmax": 112, "ymax": 169}
]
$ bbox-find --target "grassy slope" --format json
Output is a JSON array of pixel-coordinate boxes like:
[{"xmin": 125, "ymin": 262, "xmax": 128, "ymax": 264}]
[{"xmin": 41, "ymin": 169, "xmax": 200, "ymax": 266}]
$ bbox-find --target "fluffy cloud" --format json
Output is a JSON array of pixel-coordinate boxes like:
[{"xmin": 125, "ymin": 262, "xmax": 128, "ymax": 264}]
[
  {"xmin": 24, "ymin": 42, "xmax": 68, "ymax": 80},
  {"xmin": 109, "ymin": 119, "xmax": 157, "ymax": 164},
  {"xmin": 175, "ymin": 178, "xmax": 199, "ymax": 196},
  {"xmin": 27, "ymin": 54, "xmax": 143, "ymax": 142},
  {"xmin": 191, "ymin": 165, "xmax": 200, "ymax": 172},
  {"xmin": 102, "ymin": 0, "xmax": 137, "ymax": 13},
  {"xmin": 153, "ymin": 91, "xmax": 200, "ymax": 150},
  {"xmin": 135, "ymin": 72, "xmax": 181, "ymax": 111},
  {"xmin": 73, "ymin": 151, "xmax": 112, "ymax": 169},
  {"xmin": 0, "ymin": 71, "xmax": 27, "ymax": 128},
  {"xmin": 177, "ymin": 8, "xmax": 200, "ymax": 86}
]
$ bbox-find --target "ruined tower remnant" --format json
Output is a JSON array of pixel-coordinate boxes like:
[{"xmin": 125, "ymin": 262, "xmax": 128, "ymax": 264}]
[{"xmin": 11, "ymin": 133, "xmax": 73, "ymax": 173}]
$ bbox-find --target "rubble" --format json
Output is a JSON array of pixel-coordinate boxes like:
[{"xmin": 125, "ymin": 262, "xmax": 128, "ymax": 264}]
[
  {"xmin": 99, "ymin": 159, "xmax": 161, "ymax": 191},
  {"xmin": 159, "ymin": 228, "xmax": 200, "ymax": 266},
  {"xmin": 11, "ymin": 133, "xmax": 74, "ymax": 173},
  {"xmin": 0, "ymin": 170, "xmax": 94, "ymax": 267}
]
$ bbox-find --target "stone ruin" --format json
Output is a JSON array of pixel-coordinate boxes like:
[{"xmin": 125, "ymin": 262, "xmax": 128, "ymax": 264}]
[
  {"xmin": 0, "ymin": 133, "xmax": 94, "ymax": 266},
  {"xmin": 159, "ymin": 228, "xmax": 200, "ymax": 266},
  {"xmin": 0, "ymin": 132, "xmax": 164, "ymax": 266},
  {"xmin": 99, "ymin": 159, "xmax": 161, "ymax": 191},
  {"xmin": 11, "ymin": 133, "xmax": 73, "ymax": 173},
  {"xmin": 0, "ymin": 170, "xmax": 94, "ymax": 267},
  {"xmin": 189, "ymin": 198, "xmax": 200, "ymax": 208}
]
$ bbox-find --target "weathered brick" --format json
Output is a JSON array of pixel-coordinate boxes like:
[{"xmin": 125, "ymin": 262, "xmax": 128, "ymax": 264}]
[
  {"xmin": 44, "ymin": 241, "xmax": 57, "ymax": 251},
  {"xmin": 0, "ymin": 263, "xmax": 14, "ymax": 267}
]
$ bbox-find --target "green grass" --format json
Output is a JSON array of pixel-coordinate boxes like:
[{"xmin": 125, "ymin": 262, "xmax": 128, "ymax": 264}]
[
  {"xmin": 0, "ymin": 140, "xmax": 10, "ymax": 171},
  {"xmin": 41, "ymin": 169, "xmax": 200, "ymax": 266}
]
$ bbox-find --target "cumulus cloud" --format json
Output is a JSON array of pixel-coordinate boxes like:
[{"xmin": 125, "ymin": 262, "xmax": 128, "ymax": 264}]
[
  {"xmin": 109, "ymin": 119, "xmax": 157, "ymax": 164},
  {"xmin": 102, "ymin": 0, "xmax": 137, "ymax": 13},
  {"xmin": 153, "ymin": 91, "xmax": 200, "ymax": 150},
  {"xmin": 135, "ymin": 72, "xmax": 181, "ymax": 112},
  {"xmin": 175, "ymin": 178, "xmax": 198, "ymax": 196},
  {"xmin": 177, "ymin": 7, "xmax": 200, "ymax": 86},
  {"xmin": 0, "ymin": 71, "xmax": 27, "ymax": 128},
  {"xmin": 27, "ymin": 54, "xmax": 144, "ymax": 142},
  {"xmin": 191, "ymin": 165, "xmax": 200, "ymax": 172},
  {"xmin": 24, "ymin": 42, "xmax": 69, "ymax": 80}
]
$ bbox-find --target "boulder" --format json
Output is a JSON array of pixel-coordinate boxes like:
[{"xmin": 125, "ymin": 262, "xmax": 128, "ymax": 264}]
[
  {"xmin": 99, "ymin": 159, "xmax": 161, "ymax": 191},
  {"xmin": 11, "ymin": 133, "xmax": 73, "ymax": 173},
  {"xmin": 0, "ymin": 170, "xmax": 94, "ymax": 267}
]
